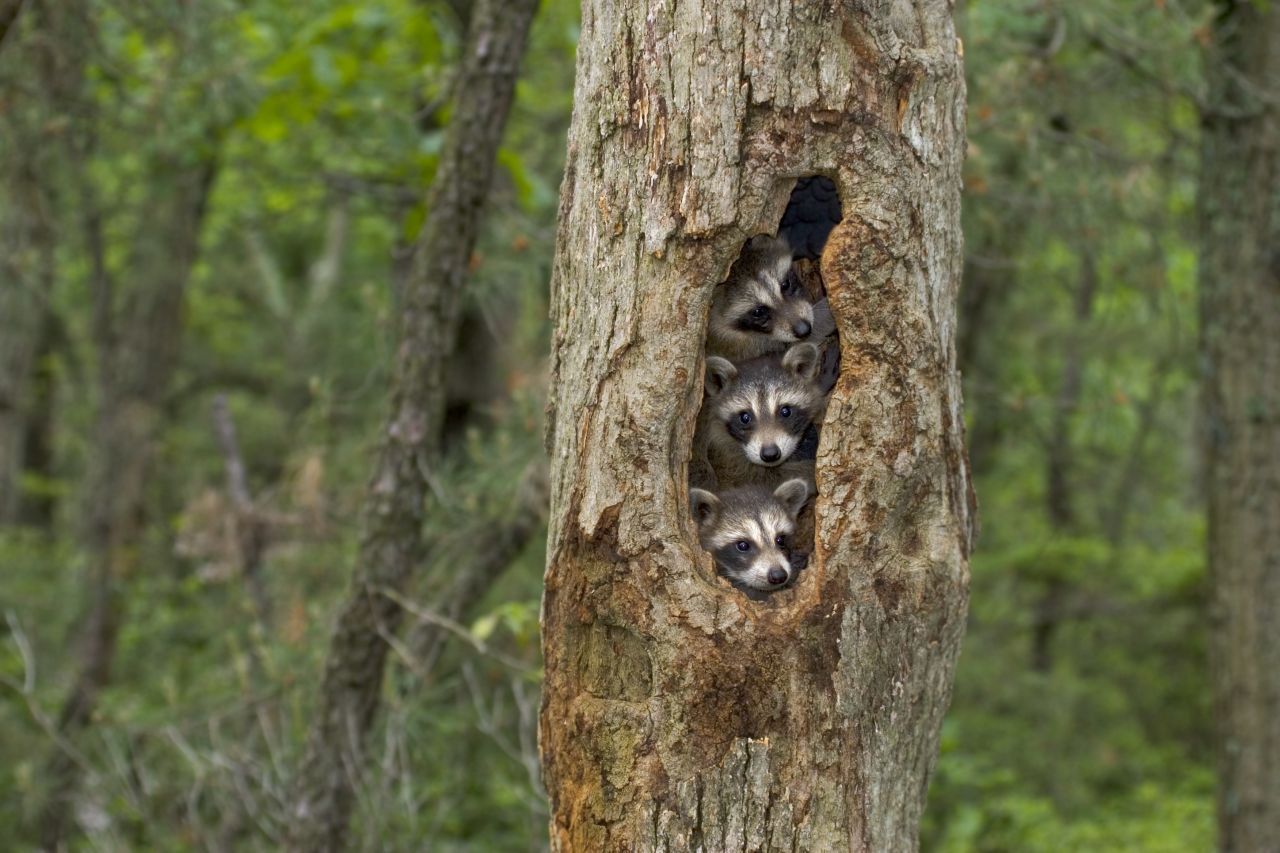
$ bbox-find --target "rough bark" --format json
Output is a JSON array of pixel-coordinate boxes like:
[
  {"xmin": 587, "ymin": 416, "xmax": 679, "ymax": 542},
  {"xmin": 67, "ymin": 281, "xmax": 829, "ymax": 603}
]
[
  {"xmin": 1199, "ymin": 2, "xmax": 1280, "ymax": 850},
  {"xmin": 539, "ymin": 2, "xmax": 973, "ymax": 850},
  {"xmin": 283, "ymin": 2, "xmax": 538, "ymax": 849}
]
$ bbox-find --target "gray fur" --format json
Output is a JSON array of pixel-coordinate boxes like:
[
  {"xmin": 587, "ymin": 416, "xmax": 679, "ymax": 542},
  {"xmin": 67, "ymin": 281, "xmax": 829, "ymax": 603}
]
[
  {"xmin": 704, "ymin": 356, "xmax": 737, "ymax": 396},
  {"xmin": 693, "ymin": 343, "xmax": 826, "ymax": 490},
  {"xmin": 689, "ymin": 479, "xmax": 811, "ymax": 591},
  {"xmin": 706, "ymin": 235, "xmax": 816, "ymax": 361},
  {"xmin": 773, "ymin": 478, "xmax": 811, "ymax": 517},
  {"xmin": 689, "ymin": 488, "xmax": 720, "ymax": 527}
]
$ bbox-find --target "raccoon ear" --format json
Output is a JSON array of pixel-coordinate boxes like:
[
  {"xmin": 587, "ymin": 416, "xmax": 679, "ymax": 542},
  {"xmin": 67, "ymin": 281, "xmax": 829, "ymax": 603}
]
[
  {"xmin": 782, "ymin": 342, "xmax": 820, "ymax": 382},
  {"xmin": 704, "ymin": 357, "xmax": 738, "ymax": 396},
  {"xmin": 773, "ymin": 478, "xmax": 811, "ymax": 518},
  {"xmin": 689, "ymin": 488, "xmax": 721, "ymax": 528}
]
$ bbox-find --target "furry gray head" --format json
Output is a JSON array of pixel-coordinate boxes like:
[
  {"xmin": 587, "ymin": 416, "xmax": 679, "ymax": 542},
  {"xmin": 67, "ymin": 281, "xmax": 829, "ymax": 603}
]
[
  {"xmin": 707, "ymin": 235, "xmax": 815, "ymax": 360},
  {"xmin": 689, "ymin": 479, "xmax": 811, "ymax": 591},
  {"xmin": 703, "ymin": 342, "xmax": 823, "ymax": 470}
]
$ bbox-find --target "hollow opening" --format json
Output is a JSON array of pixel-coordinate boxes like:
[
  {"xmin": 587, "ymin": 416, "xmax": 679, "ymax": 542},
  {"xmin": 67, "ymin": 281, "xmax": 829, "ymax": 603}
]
[{"xmin": 688, "ymin": 176, "xmax": 843, "ymax": 600}]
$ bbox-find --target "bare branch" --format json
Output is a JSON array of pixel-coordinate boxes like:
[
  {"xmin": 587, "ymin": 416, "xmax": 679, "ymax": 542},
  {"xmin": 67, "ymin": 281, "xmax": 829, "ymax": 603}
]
[{"xmin": 212, "ymin": 394, "xmax": 271, "ymax": 624}]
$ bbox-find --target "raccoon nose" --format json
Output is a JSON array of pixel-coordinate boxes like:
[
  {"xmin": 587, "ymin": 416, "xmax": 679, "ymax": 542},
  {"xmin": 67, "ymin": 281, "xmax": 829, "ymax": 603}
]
[
  {"xmin": 792, "ymin": 320, "xmax": 812, "ymax": 339},
  {"xmin": 766, "ymin": 566, "xmax": 789, "ymax": 586},
  {"xmin": 760, "ymin": 444, "xmax": 781, "ymax": 463}
]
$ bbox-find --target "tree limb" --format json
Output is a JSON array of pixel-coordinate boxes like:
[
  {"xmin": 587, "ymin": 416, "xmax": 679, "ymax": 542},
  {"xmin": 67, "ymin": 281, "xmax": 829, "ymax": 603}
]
[
  {"xmin": 212, "ymin": 394, "xmax": 271, "ymax": 625},
  {"xmin": 283, "ymin": 1, "xmax": 540, "ymax": 848}
]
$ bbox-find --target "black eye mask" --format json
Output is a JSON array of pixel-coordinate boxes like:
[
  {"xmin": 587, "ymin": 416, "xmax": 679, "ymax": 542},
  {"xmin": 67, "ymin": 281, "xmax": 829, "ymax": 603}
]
[
  {"xmin": 726, "ymin": 411, "xmax": 753, "ymax": 442},
  {"xmin": 780, "ymin": 267, "xmax": 803, "ymax": 296},
  {"xmin": 712, "ymin": 541, "xmax": 757, "ymax": 579},
  {"xmin": 778, "ymin": 405, "xmax": 811, "ymax": 437},
  {"xmin": 736, "ymin": 306, "xmax": 773, "ymax": 333}
]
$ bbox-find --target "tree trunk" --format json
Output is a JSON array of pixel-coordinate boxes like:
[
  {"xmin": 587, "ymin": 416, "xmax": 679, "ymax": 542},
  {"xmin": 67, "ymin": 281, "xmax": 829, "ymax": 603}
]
[
  {"xmin": 15, "ymin": 310, "xmax": 59, "ymax": 528},
  {"xmin": 0, "ymin": 167, "xmax": 50, "ymax": 524},
  {"xmin": 1199, "ymin": 2, "xmax": 1280, "ymax": 850},
  {"xmin": 1031, "ymin": 250, "xmax": 1096, "ymax": 672},
  {"xmin": 283, "ymin": 1, "xmax": 538, "ymax": 848},
  {"xmin": 37, "ymin": 158, "xmax": 218, "ymax": 849},
  {"xmin": 0, "ymin": 0, "xmax": 23, "ymax": 52},
  {"xmin": 0, "ymin": 0, "xmax": 63, "ymax": 527},
  {"xmin": 539, "ymin": 2, "xmax": 974, "ymax": 850}
]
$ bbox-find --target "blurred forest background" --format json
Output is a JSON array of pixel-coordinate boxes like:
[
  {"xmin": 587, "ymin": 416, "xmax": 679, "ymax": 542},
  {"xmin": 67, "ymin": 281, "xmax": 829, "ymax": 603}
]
[{"xmin": 0, "ymin": 0, "xmax": 1224, "ymax": 849}]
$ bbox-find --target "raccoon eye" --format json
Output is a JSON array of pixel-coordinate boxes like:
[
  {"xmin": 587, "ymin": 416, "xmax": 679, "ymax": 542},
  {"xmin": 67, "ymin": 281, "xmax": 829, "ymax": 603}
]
[
  {"xmin": 738, "ymin": 411, "xmax": 753, "ymax": 425},
  {"xmin": 735, "ymin": 540, "xmax": 751, "ymax": 552},
  {"xmin": 775, "ymin": 535, "xmax": 787, "ymax": 547},
  {"xmin": 750, "ymin": 305, "xmax": 769, "ymax": 319},
  {"xmin": 779, "ymin": 405, "xmax": 792, "ymax": 418}
]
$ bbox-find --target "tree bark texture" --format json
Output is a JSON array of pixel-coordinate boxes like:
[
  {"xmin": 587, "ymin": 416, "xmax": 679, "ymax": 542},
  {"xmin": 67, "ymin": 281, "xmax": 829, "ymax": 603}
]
[
  {"xmin": 283, "ymin": 1, "xmax": 538, "ymax": 849},
  {"xmin": 540, "ymin": 2, "xmax": 974, "ymax": 850},
  {"xmin": 1199, "ymin": 2, "xmax": 1280, "ymax": 851}
]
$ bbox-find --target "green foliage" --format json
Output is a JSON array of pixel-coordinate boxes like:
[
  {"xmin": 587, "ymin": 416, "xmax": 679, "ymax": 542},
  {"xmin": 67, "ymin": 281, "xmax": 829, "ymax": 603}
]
[
  {"xmin": 924, "ymin": 1, "xmax": 1215, "ymax": 849},
  {"xmin": 1, "ymin": 0, "xmax": 575, "ymax": 847},
  {"xmin": 0, "ymin": 0, "xmax": 1218, "ymax": 848}
]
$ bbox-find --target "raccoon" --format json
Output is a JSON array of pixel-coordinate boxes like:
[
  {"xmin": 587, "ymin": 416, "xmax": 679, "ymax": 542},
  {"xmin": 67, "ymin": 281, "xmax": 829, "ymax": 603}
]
[
  {"xmin": 695, "ymin": 342, "xmax": 826, "ymax": 490},
  {"xmin": 707, "ymin": 235, "xmax": 815, "ymax": 361},
  {"xmin": 689, "ymin": 478, "xmax": 811, "ymax": 591}
]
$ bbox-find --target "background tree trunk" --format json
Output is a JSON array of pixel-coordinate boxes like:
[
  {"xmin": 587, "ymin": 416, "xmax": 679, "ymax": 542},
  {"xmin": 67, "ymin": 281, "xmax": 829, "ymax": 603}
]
[
  {"xmin": 24, "ymin": 5, "xmax": 224, "ymax": 829},
  {"xmin": 283, "ymin": 1, "xmax": 538, "ymax": 848},
  {"xmin": 0, "ymin": 0, "xmax": 70, "ymax": 527},
  {"xmin": 0, "ymin": 173, "xmax": 50, "ymax": 525},
  {"xmin": 1199, "ymin": 2, "xmax": 1280, "ymax": 850},
  {"xmin": 1031, "ymin": 251, "xmax": 1097, "ymax": 673},
  {"xmin": 37, "ymin": 159, "xmax": 218, "ymax": 849},
  {"xmin": 539, "ymin": 1, "xmax": 974, "ymax": 850},
  {"xmin": 0, "ymin": 0, "xmax": 22, "ymax": 52}
]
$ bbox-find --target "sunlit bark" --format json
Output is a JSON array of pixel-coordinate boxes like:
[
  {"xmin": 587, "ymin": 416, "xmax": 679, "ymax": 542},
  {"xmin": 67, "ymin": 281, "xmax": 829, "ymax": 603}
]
[{"xmin": 540, "ymin": 2, "xmax": 974, "ymax": 848}]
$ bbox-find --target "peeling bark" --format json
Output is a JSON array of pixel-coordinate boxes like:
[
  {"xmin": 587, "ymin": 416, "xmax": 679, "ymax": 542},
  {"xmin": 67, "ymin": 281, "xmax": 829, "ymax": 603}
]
[
  {"xmin": 539, "ymin": 2, "xmax": 973, "ymax": 850},
  {"xmin": 1200, "ymin": 2, "xmax": 1280, "ymax": 850}
]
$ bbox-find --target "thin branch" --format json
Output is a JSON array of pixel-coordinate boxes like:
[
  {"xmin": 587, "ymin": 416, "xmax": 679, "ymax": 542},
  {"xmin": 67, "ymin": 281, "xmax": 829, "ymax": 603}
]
[
  {"xmin": 1, "ymin": 612, "xmax": 95, "ymax": 776},
  {"xmin": 212, "ymin": 394, "xmax": 271, "ymax": 624},
  {"xmin": 404, "ymin": 460, "xmax": 548, "ymax": 680},
  {"xmin": 375, "ymin": 586, "xmax": 534, "ymax": 674}
]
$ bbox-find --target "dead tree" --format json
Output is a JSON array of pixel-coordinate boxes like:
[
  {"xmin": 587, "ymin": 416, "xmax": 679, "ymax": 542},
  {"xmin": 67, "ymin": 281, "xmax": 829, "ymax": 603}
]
[{"xmin": 539, "ymin": 1, "xmax": 975, "ymax": 849}]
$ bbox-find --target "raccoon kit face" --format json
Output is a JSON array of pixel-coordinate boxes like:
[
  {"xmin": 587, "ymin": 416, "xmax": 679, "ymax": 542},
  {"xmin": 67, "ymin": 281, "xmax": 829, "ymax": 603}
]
[
  {"xmin": 707, "ymin": 235, "xmax": 815, "ymax": 360},
  {"xmin": 704, "ymin": 342, "xmax": 823, "ymax": 468},
  {"xmin": 689, "ymin": 479, "xmax": 811, "ymax": 591}
]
